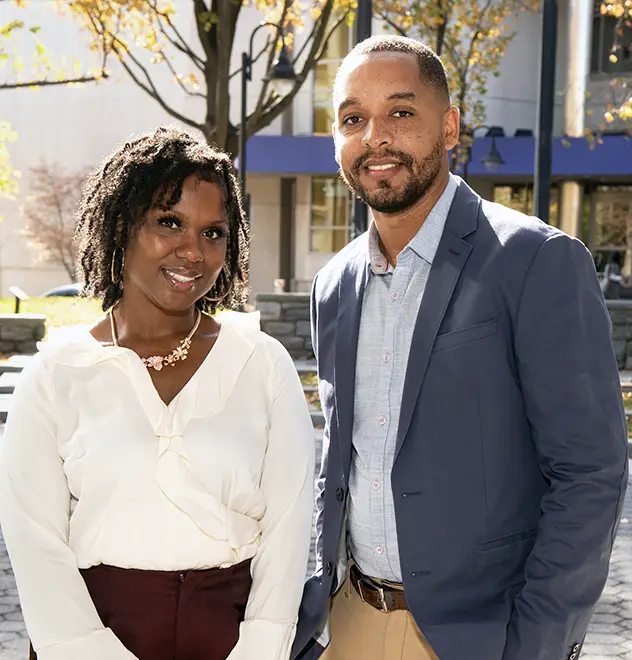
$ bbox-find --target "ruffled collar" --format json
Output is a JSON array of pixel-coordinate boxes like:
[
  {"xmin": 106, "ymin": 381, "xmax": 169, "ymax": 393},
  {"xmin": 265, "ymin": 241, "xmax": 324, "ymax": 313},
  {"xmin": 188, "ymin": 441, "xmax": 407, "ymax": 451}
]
[
  {"xmin": 39, "ymin": 310, "xmax": 262, "ymax": 422},
  {"xmin": 38, "ymin": 310, "xmax": 261, "ymax": 368}
]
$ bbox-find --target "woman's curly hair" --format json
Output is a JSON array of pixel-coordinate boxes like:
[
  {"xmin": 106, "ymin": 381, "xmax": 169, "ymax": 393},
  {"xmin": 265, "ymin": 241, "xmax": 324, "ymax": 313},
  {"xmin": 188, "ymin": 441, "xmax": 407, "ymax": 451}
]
[{"xmin": 74, "ymin": 125, "xmax": 250, "ymax": 314}]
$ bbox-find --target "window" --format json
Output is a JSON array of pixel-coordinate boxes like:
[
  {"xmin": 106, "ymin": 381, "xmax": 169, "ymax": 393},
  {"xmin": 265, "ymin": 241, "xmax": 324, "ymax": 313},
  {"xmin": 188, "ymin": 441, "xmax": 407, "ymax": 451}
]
[
  {"xmin": 592, "ymin": 186, "xmax": 632, "ymax": 275},
  {"xmin": 591, "ymin": 0, "xmax": 632, "ymax": 75},
  {"xmin": 313, "ymin": 23, "xmax": 353, "ymax": 134},
  {"xmin": 493, "ymin": 184, "xmax": 560, "ymax": 227},
  {"xmin": 310, "ymin": 177, "xmax": 352, "ymax": 253}
]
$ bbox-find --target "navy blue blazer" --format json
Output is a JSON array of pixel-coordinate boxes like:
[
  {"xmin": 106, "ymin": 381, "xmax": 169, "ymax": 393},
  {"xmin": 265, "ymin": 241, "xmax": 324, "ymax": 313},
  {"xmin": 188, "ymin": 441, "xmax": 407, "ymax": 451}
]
[{"xmin": 292, "ymin": 181, "xmax": 628, "ymax": 660}]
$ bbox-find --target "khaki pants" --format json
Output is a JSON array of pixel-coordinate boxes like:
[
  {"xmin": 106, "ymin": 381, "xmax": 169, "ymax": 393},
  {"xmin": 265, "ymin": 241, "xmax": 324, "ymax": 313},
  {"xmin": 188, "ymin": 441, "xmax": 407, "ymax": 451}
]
[{"xmin": 322, "ymin": 572, "xmax": 439, "ymax": 660}]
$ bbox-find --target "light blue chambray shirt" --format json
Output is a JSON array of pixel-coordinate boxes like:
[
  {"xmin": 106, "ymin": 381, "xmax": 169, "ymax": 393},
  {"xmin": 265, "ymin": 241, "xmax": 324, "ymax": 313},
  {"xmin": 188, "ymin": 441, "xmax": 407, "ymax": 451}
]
[{"xmin": 347, "ymin": 174, "xmax": 459, "ymax": 582}]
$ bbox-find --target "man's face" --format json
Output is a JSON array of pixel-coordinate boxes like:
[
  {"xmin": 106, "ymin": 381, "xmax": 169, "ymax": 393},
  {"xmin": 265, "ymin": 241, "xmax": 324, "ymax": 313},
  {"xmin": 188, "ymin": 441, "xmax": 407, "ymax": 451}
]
[{"xmin": 333, "ymin": 52, "xmax": 459, "ymax": 214}]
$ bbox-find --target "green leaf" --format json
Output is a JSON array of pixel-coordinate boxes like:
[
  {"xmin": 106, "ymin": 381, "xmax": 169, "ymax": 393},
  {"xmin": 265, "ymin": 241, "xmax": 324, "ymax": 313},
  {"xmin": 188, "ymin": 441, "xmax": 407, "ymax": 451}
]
[
  {"xmin": 1, "ymin": 20, "xmax": 25, "ymax": 37},
  {"xmin": 197, "ymin": 11, "xmax": 219, "ymax": 25},
  {"xmin": 29, "ymin": 26, "xmax": 41, "ymax": 34}
]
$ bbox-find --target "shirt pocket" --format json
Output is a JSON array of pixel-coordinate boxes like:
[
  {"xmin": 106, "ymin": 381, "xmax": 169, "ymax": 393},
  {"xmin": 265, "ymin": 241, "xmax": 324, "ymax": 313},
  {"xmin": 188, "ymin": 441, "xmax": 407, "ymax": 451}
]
[{"xmin": 433, "ymin": 318, "xmax": 499, "ymax": 353}]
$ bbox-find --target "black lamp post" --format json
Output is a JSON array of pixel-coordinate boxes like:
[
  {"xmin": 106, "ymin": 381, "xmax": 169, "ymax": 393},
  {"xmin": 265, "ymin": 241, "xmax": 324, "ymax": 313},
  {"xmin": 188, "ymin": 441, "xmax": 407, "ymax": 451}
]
[
  {"xmin": 239, "ymin": 24, "xmax": 297, "ymax": 222},
  {"xmin": 352, "ymin": 0, "xmax": 373, "ymax": 239},
  {"xmin": 461, "ymin": 124, "xmax": 506, "ymax": 183},
  {"xmin": 533, "ymin": 0, "xmax": 558, "ymax": 224}
]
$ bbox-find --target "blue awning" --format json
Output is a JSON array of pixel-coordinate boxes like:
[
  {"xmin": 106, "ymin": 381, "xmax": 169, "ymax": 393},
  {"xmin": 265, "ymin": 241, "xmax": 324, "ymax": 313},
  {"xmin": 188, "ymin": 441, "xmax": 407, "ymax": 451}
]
[{"xmin": 240, "ymin": 133, "xmax": 632, "ymax": 178}]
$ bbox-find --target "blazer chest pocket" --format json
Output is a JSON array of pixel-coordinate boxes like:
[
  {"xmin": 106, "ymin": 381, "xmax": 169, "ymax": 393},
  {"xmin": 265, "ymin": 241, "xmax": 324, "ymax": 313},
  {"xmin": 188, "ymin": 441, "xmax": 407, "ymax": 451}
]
[{"xmin": 433, "ymin": 318, "xmax": 498, "ymax": 353}]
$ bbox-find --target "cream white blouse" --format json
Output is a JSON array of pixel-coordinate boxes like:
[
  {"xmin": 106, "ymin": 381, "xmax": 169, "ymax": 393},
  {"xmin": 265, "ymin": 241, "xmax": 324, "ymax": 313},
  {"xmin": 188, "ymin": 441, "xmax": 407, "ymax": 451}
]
[{"xmin": 0, "ymin": 312, "xmax": 315, "ymax": 660}]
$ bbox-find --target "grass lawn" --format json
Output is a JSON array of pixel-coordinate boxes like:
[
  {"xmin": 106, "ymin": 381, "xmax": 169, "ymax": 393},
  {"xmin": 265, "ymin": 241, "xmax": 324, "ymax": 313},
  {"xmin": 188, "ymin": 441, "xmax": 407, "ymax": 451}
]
[
  {"xmin": 624, "ymin": 392, "xmax": 632, "ymax": 437},
  {"xmin": 0, "ymin": 297, "xmax": 103, "ymax": 336}
]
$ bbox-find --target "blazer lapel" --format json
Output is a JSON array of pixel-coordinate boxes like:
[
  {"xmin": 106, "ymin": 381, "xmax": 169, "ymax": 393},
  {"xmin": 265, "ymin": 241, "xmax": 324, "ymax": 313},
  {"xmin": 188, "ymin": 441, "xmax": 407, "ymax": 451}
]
[
  {"xmin": 394, "ymin": 181, "xmax": 480, "ymax": 460},
  {"xmin": 334, "ymin": 245, "xmax": 368, "ymax": 483}
]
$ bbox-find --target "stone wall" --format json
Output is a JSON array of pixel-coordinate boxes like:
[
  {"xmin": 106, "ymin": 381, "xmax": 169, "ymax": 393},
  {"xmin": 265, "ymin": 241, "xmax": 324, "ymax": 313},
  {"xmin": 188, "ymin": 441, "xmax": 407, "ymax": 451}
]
[
  {"xmin": 256, "ymin": 296, "xmax": 632, "ymax": 369},
  {"xmin": 256, "ymin": 293, "xmax": 312, "ymax": 359},
  {"xmin": 0, "ymin": 315, "xmax": 45, "ymax": 355}
]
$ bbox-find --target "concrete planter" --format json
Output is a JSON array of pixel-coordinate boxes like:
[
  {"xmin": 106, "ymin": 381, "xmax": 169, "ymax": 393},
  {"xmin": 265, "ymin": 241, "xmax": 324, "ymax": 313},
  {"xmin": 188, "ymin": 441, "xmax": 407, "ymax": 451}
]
[{"xmin": 0, "ymin": 314, "xmax": 46, "ymax": 355}]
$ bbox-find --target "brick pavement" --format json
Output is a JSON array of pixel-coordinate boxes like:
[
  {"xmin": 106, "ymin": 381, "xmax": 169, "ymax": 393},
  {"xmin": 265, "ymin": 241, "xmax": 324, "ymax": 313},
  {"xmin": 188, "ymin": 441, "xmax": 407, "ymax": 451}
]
[{"xmin": 0, "ymin": 463, "xmax": 631, "ymax": 659}]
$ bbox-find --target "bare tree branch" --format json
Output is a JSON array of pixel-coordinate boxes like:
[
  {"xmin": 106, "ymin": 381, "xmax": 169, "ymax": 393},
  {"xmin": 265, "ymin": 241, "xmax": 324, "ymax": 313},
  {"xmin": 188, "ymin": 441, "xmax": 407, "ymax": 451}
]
[
  {"xmin": 292, "ymin": 18, "xmax": 321, "ymax": 62},
  {"xmin": 160, "ymin": 52, "xmax": 206, "ymax": 98},
  {"xmin": 156, "ymin": 21, "xmax": 205, "ymax": 72},
  {"xmin": 292, "ymin": 2, "xmax": 348, "ymax": 64},
  {"xmin": 375, "ymin": 13, "xmax": 409, "ymax": 36},
  {"xmin": 151, "ymin": 1, "xmax": 205, "ymax": 72},
  {"xmin": 228, "ymin": 36, "xmax": 271, "ymax": 80},
  {"xmin": 109, "ymin": 38, "xmax": 203, "ymax": 131},
  {"xmin": 314, "ymin": 8, "xmax": 352, "ymax": 61},
  {"xmin": 252, "ymin": 4, "xmax": 350, "ymax": 138},
  {"xmin": 458, "ymin": 0, "xmax": 495, "ymax": 95},
  {"xmin": 382, "ymin": 5, "xmax": 465, "ymax": 74},
  {"xmin": 0, "ymin": 72, "xmax": 107, "ymax": 90},
  {"xmin": 192, "ymin": 0, "xmax": 214, "ymax": 60},
  {"xmin": 1, "ymin": 11, "xmax": 111, "ymax": 92}
]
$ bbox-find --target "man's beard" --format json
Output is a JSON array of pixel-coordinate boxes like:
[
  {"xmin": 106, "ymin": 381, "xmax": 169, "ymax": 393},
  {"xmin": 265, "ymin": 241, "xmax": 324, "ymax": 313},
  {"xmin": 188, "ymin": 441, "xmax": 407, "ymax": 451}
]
[{"xmin": 339, "ymin": 139, "xmax": 445, "ymax": 214}]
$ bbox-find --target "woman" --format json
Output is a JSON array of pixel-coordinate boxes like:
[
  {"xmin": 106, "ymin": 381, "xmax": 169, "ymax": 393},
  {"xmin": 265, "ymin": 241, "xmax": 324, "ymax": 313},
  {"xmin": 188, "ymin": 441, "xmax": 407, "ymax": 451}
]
[{"xmin": 0, "ymin": 126, "xmax": 315, "ymax": 660}]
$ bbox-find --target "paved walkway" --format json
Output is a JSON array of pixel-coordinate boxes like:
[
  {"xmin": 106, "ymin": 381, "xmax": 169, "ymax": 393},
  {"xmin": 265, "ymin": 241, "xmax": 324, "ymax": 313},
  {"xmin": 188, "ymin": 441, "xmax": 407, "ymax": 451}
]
[{"xmin": 1, "ymin": 465, "xmax": 631, "ymax": 659}]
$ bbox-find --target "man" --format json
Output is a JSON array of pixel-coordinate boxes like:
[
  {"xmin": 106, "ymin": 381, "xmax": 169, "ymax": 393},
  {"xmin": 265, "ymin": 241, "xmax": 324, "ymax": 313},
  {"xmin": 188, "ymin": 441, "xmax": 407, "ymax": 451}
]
[{"xmin": 292, "ymin": 35, "xmax": 629, "ymax": 660}]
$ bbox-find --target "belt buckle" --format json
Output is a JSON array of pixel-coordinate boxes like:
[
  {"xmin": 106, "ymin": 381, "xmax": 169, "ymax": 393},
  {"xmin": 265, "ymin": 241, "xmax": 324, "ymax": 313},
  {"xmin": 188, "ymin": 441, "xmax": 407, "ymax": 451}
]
[{"xmin": 357, "ymin": 577, "xmax": 389, "ymax": 613}]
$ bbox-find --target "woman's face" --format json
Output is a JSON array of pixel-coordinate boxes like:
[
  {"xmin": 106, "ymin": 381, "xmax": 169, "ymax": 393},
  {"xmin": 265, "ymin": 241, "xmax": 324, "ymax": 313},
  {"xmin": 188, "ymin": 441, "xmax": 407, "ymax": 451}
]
[{"xmin": 122, "ymin": 175, "xmax": 229, "ymax": 313}]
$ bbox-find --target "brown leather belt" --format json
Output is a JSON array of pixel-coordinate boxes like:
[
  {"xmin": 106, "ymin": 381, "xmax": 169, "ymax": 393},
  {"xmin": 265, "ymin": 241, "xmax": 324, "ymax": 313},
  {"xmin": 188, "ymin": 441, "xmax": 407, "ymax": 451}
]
[{"xmin": 349, "ymin": 563, "xmax": 408, "ymax": 613}]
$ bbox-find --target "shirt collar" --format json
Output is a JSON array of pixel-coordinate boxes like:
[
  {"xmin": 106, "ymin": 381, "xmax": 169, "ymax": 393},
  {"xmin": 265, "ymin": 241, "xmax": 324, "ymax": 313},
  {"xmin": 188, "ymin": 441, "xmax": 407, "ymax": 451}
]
[{"xmin": 367, "ymin": 173, "xmax": 459, "ymax": 275}]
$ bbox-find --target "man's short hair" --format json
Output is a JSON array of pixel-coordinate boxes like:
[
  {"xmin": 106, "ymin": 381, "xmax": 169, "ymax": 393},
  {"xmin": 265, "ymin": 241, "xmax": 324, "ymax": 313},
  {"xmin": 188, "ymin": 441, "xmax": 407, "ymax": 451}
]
[{"xmin": 335, "ymin": 35, "xmax": 450, "ymax": 104}]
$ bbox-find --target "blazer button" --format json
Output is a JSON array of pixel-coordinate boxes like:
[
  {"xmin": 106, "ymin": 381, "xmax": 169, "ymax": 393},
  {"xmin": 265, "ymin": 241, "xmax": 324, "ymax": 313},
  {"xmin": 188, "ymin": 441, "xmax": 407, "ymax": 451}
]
[
  {"xmin": 326, "ymin": 562, "xmax": 333, "ymax": 575},
  {"xmin": 335, "ymin": 487, "xmax": 344, "ymax": 502}
]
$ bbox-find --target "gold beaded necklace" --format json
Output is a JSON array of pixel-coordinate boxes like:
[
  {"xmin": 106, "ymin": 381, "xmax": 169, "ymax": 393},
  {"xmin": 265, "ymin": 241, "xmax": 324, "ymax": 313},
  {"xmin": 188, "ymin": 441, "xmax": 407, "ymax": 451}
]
[{"xmin": 109, "ymin": 307, "xmax": 202, "ymax": 371}]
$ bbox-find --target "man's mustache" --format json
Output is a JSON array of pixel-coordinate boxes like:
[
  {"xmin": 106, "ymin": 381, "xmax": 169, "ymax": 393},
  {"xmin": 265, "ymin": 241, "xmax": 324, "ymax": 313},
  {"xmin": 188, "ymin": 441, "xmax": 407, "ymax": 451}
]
[{"xmin": 352, "ymin": 149, "xmax": 414, "ymax": 172}]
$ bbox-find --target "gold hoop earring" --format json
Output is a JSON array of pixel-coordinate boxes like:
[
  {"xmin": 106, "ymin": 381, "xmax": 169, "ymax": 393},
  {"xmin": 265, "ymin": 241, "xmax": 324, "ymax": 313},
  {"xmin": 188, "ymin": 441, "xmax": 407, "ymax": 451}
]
[
  {"xmin": 111, "ymin": 246, "xmax": 125, "ymax": 285},
  {"xmin": 204, "ymin": 265, "xmax": 231, "ymax": 302},
  {"xmin": 204, "ymin": 290, "xmax": 230, "ymax": 303}
]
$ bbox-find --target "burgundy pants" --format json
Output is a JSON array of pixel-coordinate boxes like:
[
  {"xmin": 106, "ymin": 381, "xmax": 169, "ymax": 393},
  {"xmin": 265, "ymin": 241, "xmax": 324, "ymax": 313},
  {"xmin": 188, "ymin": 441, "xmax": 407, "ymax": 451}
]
[{"xmin": 29, "ymin": 559, "xmax": 252, "ymax": 660}]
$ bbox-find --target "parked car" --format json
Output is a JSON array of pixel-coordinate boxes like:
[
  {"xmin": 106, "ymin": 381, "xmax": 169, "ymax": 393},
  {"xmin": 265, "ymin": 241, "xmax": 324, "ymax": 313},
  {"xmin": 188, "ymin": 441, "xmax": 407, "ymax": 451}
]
[{"xmin": 40, "ymin": 283, "xmax": 82, "ymax": 297}]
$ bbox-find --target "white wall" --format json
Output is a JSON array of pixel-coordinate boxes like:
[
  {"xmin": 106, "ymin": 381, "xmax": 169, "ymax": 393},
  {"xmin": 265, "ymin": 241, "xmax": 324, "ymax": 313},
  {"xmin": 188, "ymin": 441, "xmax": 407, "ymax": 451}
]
[
  {"xmin": 248, "ymin": 175, "xmax": 281, "ymax": 293},
  {"xmin": 0, "ymin": 2, "xmax": 186, "ymax": 296},
  {"xmin": 0, "ymin": 1, "xmax": 310, "ymax": 297}
]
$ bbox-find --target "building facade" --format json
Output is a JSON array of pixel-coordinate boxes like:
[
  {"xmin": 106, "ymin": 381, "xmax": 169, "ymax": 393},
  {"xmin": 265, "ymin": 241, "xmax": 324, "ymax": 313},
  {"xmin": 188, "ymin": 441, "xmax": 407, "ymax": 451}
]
[{"xmin": 1, "ymin": 0, "xmax": 631, "ymax": 297}]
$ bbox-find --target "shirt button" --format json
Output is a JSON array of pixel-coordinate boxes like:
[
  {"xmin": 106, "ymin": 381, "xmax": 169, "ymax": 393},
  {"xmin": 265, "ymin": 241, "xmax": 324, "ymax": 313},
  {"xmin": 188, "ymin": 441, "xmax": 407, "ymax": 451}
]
[
  {"xmin": 378, "ymin": 415, "xmax": 386, "ymax": 426},
  {"xmin": 375, "ymin": 546, "xmax": 384, "ymax": 556},
  {"xmin": 391, "ymin": 291, "xmax": 400, "ymax": 300},
  {"xmin": 372, "ymin": 480, "xmax": 380, "ymax": 490},
  {"xmin": 383, "ymin": 351, "xmax": 391, "ymax": 363}
]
